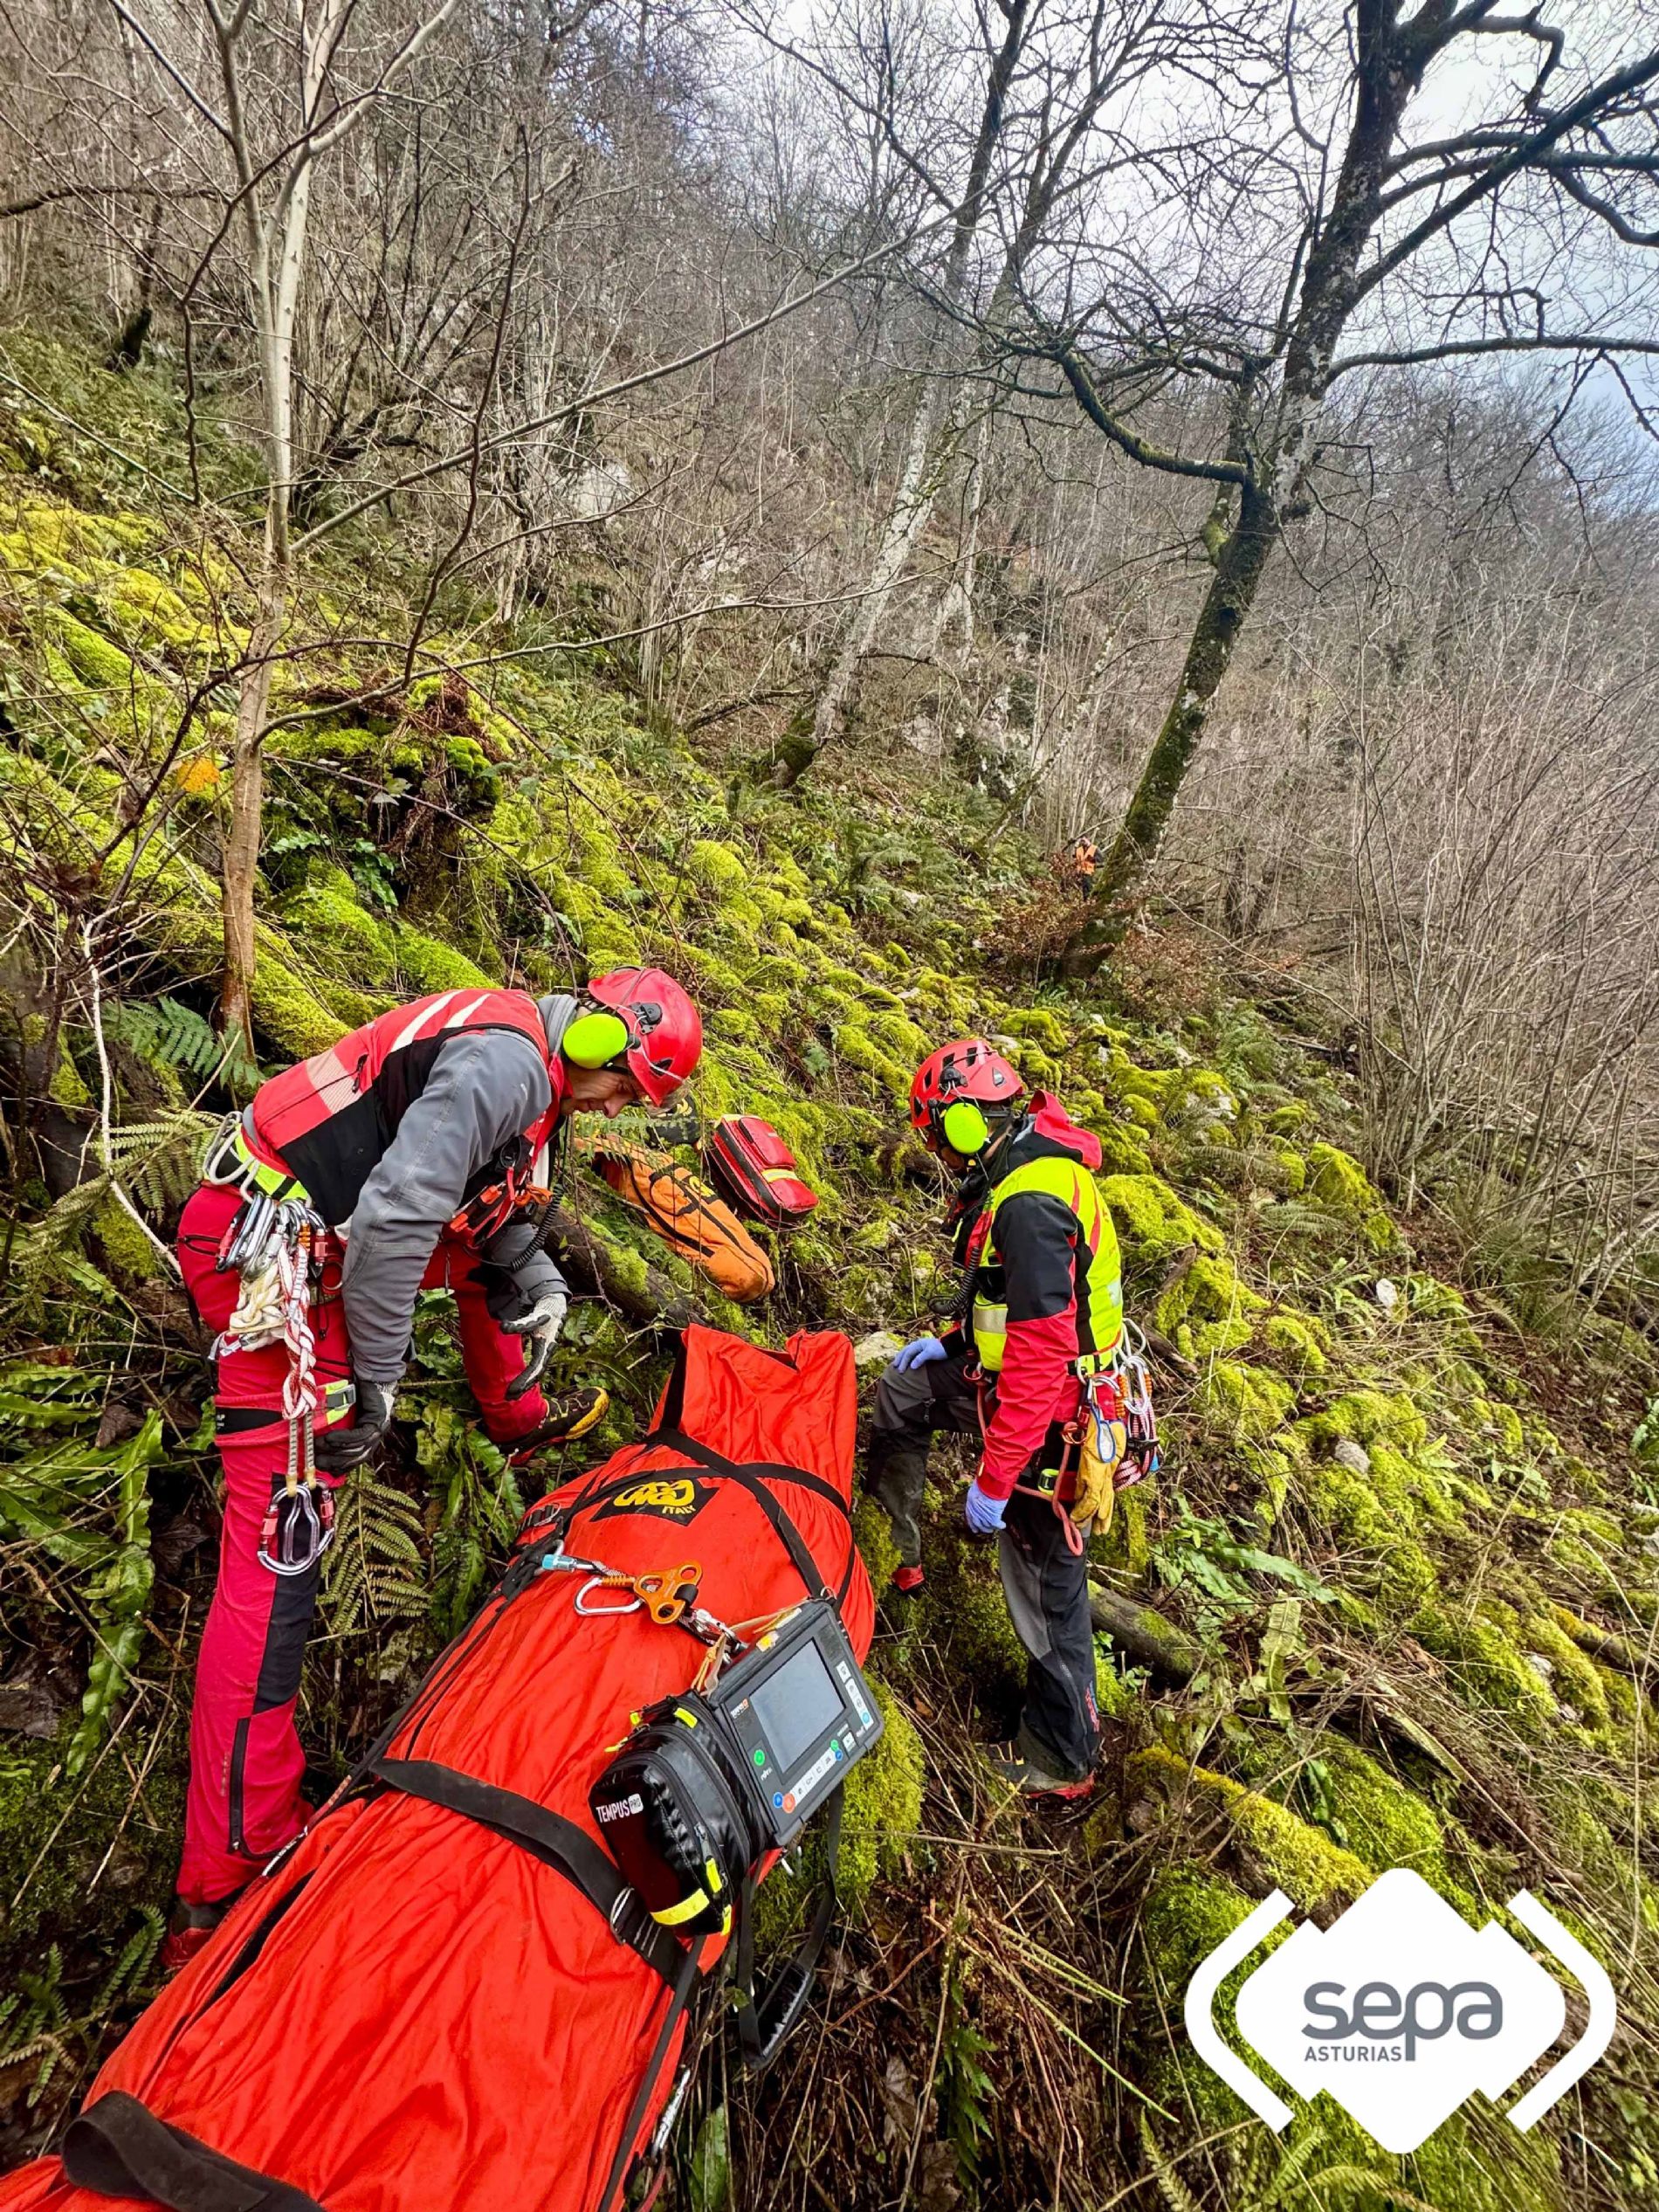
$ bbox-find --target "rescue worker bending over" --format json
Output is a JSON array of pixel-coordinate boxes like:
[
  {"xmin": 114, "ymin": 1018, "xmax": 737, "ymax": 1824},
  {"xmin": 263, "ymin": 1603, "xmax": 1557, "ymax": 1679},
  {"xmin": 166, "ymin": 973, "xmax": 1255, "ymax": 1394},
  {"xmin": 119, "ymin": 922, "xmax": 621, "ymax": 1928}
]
[
  {"xmin": 866, "ymin": 1039, "xmax": 1124, "ymax": 1800},
  {"xmin": 169, "ymin": 968, "xmax": 702, "ymax": 1962}
]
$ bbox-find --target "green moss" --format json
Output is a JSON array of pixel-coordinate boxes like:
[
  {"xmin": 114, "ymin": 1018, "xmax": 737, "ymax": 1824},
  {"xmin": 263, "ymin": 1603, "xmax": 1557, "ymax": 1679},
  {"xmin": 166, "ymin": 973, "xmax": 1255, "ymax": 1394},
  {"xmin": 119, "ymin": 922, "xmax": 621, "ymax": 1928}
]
[
  {"xmin": 1195, "ymin": 1360, "xmax": 1295, "ymax": 1444},
  {"xmin": 1141, "ymin": 1862, "xmax": 1258, "ymax": 1994},
  {"xmin": 53, "ymin": 610, "xmax": 146, "ymax": 694},
  {"xmin": 1411, "ymin": 1605, "xmax": 1559, "ymax": 1737},
  {"xmin": 1311, "ymin": 1741, "xmax": 1464, "ymax": 1897},
  {"xmin": 834, "ymin": 1022, "xmax": 910, "ymax": 1102},
  {"xmin": 1002, "ymin": 1008, "xmax": 1069, "ymax": 1052},
  {"xmin": 1127, "ymin": 1748, "xmax": 1370, "ymax": 1912},
  {"xmin": 270, "ymin": 722, "xmax": 389, "ymax": 767},
  {"xmin": 1155, "ymin": 1252, "xmax": 1265, "ymax": 1355},
  {"xmin": 687, "ymin": 838, "xmax": 750, "ymax": 891},
  {"xmin": 1095, "ymin": 1478, "xmax": 1152, "ymax": 1579},
  {"xmin": 50, "ymin": 1037, "xmax": 92, "ymax": 1106},
  {"xmin": 837, "ymin": 1679, "xmax": 926, "ymax": 1919},
  {"xmin": 1305, "ymin": 1140, "xmax": 1395, "ymax": 1251},
  {"xmin": 1261, "ymin": 1311, "xmax": 1329, "ymax": 1379},
  {"xmin": 1268, "ymin": 1140, "xmax": 1307, "ymax": 1193},
  {"xmin": 92, "ymin": 562, "xmax": 208, "ymax": 657},
  {"xmin": 1300, "ymin": 1388, "xmax": 1428, "ymax": 1455},
  {"xmin": 1295, "ymin": 1452, "xmax": 1439, "ymax": 1616},
  {"xmin": 280, "ymin": 873, "xmax": 396, "ymax": 983},
  {"xmin": 911, "ymin": 1519, "xmax": 1029, "ymax": 1694},
  {"xmin": 1094, "ymin": 1645, "xmax": 1139, "ymax": 1721},
  {"xmin": 393, "ymin": 927, "xmax": 496, "ymax": 995},
  {"xmin": 1099, "ymin": 1172, "xmax": 1224, "ymax": 1259},
  {"xmin": 852, "ymin": 1494, "xmax": 902, "ymax": 1593},
  {"xmin": 1518, "ymin": 1613, "xmax": 1612, "ymax": 1734},
  {"xmin": 1471, "ymin": 1395, "xmax": 1526, "ymax": 1456},
  {"xmin": 93, "ymin": 1196, "xmax": 162, "ymax": 1283}
]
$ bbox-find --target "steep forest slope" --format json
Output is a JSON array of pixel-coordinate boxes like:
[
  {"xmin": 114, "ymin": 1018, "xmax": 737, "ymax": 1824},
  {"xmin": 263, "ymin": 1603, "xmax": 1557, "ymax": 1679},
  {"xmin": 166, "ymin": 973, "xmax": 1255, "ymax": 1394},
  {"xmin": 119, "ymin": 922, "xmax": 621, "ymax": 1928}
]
[{"xmin": 3, "ymin": 336, "xmax": 1657, "ymax": 2212}]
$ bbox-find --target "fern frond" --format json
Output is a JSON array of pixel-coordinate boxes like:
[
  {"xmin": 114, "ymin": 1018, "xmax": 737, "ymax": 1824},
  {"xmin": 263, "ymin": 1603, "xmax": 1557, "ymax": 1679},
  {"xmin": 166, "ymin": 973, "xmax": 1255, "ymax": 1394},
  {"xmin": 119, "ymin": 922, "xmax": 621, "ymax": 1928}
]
[
  {"xmin": 322, "ymin": 1476, "xmax": 427, "ymax": 1635},
  {"xmin": 92, "ymin": 1905, "xmax": 167, "ymax": 2011},
  {"xmin": 1139, "ymin": 2119, "xmax": 1205, "ymax": 2212},
  {"xmin": 110, "ymin": 997, "xmax": 261, "ymax": 1095}
]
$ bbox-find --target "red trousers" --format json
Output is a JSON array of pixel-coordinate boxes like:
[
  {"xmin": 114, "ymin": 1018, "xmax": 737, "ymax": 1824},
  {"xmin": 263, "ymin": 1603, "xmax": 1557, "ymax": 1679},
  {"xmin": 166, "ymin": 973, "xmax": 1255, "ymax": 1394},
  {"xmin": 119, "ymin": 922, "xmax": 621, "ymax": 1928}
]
[{"xmin": 175, "ymin": 1183, "xmax": 549, "ymax": 1904}]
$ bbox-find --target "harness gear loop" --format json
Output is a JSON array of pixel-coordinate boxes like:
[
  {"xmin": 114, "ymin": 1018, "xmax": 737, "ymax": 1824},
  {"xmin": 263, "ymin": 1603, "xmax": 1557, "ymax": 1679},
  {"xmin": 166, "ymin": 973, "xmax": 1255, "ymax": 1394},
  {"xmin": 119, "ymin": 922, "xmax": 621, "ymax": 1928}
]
[{"xmin": 218, "ymin": 1202, "xmax": 341, "ymax": 1579}]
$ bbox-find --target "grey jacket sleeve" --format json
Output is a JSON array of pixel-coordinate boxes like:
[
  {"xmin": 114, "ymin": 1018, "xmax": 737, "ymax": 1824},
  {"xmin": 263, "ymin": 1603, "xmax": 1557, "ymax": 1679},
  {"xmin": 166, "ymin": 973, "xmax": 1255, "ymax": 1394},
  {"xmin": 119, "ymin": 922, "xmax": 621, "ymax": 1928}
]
[
  {"xmin": 341, "ymin": 1032, "xmax": 553, "ymax": 1384},
  {"xmin": 474, "ymin": 1216, "xmax": 569, "ymax": 1313}
]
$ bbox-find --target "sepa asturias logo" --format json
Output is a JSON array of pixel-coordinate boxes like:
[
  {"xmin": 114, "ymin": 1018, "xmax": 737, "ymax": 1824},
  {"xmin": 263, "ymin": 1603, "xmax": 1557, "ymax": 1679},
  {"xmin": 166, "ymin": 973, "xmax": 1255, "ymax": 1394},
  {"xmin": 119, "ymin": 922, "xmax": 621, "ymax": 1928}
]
[{"xmin": 1185, "ymin": 1867, "xmax": 1616, "ymax": 2153}]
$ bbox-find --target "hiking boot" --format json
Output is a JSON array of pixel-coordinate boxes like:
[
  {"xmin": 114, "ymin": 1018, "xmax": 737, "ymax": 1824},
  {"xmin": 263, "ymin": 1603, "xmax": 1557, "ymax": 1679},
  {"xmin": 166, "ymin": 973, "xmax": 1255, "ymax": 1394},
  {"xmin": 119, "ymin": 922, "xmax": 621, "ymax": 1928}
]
[
  {"xmin": 507, "ymin": 1388, "xmax": 609, "ymax": 1460},
  {"xmin": 891, "ymin": 1563, "xmax": 926, "ymax": 1598},
  {"xmin": 985, "ymin": 1742, "xmax": 1095, "ymax": 1802},
  {"xmin": 159, "ymin": 1894, "xmax": 232, "ymax": 1978}
]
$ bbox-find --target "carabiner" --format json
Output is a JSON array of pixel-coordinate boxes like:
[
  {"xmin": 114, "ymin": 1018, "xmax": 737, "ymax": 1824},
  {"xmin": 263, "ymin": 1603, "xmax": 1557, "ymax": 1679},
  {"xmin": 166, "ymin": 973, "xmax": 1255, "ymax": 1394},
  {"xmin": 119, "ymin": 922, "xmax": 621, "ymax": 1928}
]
[
  {"xmin": 575, "ymin": 1577, "xmax": 642, "ymax": 1616},
  {"xmin": 258, "ymin": 1479, "xmax": 336, "ymax": 1577}
]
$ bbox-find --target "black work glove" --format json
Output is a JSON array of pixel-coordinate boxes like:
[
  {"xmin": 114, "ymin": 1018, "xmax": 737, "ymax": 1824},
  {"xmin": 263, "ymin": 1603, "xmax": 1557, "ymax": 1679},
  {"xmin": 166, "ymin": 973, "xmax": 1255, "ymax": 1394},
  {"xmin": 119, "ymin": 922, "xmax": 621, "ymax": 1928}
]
[{"xmin": 313, "ymin": 1378, "xmax": 395, "ymax": 1474}]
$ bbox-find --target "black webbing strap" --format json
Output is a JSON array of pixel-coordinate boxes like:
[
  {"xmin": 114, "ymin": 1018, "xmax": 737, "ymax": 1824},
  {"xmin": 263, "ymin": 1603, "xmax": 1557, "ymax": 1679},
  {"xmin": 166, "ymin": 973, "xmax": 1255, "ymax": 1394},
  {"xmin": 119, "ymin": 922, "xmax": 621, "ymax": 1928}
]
[
  {"xmin": 606, "ymin": 1430, "xmax": 835, "ymax": 1601},
  {"xmin": 732, "ymin": 1782, "xmax": 845, "ymax": 2076},
  {"xmin": 62, "ymin": 2092, "xmax": 326, "ymax": 2212},
  {"xmin": 370, "ymin": 1757, "xmax": 685, "ymax": 1990},
  {"xmin": 592, "ymin": 1934, "xmax": 706, "ymax": 2212},
  {"xmin": 651, "ymin": 1430, "xmax": 850, "ymax": 1513}
]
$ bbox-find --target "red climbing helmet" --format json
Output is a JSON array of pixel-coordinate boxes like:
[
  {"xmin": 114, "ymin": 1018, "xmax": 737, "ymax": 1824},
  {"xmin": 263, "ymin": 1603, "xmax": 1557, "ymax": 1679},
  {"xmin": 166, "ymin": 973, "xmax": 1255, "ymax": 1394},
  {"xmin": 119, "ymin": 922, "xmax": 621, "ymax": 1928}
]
[
  {"xmin": 909, "ymin": 1037, "xmax": 1026, "ymax": 1152},
  {"xmin": 587, "ymin": 967, "xmax": 703, "ymax": 1105}
]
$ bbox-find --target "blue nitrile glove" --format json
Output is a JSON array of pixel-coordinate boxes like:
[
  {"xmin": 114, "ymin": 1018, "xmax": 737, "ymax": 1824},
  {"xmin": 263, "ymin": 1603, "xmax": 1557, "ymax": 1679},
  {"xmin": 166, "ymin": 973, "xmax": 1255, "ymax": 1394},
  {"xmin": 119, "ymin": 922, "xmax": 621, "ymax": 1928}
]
[
  {"xmin": 893, "ymin": 1335, "xmax": 948, "ymax": 1373},
  {"xmin": 964, "ymin": 1479, "xmax": 1008, "ymax": 1537}
]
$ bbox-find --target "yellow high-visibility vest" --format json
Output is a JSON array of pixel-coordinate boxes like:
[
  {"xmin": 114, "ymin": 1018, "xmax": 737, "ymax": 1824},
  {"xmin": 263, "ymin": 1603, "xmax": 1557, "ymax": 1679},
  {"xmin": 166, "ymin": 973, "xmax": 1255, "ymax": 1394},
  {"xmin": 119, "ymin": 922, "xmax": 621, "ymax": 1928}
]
[{"xmin": 970, "ymin": 1154, "xmax": 1123, "ymax": 1374}]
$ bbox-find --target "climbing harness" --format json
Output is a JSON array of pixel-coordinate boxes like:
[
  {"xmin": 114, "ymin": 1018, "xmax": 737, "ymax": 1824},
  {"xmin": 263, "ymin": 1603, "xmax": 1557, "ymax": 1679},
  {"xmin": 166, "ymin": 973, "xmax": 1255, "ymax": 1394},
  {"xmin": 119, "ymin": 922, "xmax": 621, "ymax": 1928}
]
[
  {"xmin": 969, "ymin": 1319, "xmax": 1160, "ymax": 1557},
  {"xmin": 209, "ymin": 1146, "xmax": 341, "ymax": 1578},
  {"xmin": 1078, "ymin": 1319, "xmax": 1160, "ymax": 1491}
]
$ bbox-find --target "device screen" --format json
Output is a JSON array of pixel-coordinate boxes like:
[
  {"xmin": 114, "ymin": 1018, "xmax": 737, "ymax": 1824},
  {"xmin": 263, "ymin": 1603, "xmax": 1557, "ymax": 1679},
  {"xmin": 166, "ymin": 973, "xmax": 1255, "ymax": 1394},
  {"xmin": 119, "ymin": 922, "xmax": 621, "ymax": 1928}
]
[{"xmin": 751, "ymin": 1640, "xmax": 843, "ymax": 1770}]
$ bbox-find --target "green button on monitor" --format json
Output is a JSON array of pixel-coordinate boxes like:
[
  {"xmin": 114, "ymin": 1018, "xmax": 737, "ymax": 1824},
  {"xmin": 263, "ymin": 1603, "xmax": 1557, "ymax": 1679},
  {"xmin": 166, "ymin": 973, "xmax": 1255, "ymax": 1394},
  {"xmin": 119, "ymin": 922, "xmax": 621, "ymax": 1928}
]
[{"xmin": 753, "ymin": 1747, "xmax": 767, "ymax": 1766}]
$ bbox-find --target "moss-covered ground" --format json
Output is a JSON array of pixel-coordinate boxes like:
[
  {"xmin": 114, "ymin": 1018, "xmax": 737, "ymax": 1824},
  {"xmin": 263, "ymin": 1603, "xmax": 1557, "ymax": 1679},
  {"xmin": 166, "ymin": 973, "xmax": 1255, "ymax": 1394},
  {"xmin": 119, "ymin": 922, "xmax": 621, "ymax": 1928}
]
[{"xmin": 3, "ymin": 332, "xmax": 1657, "ymax": 2209}]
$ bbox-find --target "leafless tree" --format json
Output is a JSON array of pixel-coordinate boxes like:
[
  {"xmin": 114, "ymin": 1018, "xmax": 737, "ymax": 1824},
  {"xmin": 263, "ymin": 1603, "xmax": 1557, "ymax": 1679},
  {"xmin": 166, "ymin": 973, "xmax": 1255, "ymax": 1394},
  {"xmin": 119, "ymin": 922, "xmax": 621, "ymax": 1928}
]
[{"xmin": 1002, "ymin": 0, "xmax": 1659, "ymax": 968}]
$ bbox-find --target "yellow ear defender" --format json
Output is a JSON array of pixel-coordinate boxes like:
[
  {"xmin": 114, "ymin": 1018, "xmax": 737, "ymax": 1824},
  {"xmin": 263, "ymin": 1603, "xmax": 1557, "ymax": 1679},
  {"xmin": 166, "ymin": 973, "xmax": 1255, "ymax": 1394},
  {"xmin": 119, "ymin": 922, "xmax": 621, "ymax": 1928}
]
[
  {"xmin": 940, "ymin": 1099, "xmax": 990, "ymax": 1154},
  {"xmin": 561, "ymin": 1009, "xmax": 630, "ymax": 1069}
]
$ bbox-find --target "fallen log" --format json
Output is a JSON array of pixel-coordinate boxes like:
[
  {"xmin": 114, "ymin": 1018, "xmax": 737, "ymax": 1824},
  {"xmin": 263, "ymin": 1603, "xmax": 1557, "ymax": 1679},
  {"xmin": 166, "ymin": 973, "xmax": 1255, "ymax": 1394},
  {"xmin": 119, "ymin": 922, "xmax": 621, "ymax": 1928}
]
[
  {"xmin": 546, "ymin": 1202, "xmax": 709, "ymax": 1333},
  {"xmin": 1559, "ymin": 1612, "xmax": 1651, "ymax": 1685},
  {"xmin": 1088, "ymin": 1582, "xmax": 1202, "ymax": 1683}
]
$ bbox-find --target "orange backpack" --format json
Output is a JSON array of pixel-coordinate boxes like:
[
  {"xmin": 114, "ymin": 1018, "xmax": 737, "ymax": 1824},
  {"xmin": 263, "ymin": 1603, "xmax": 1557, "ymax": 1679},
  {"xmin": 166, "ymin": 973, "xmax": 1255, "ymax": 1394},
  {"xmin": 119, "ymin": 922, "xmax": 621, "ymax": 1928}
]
[{"xmin": 596, "ymin": 1146, "xmax": 775, "ymax": 1304}]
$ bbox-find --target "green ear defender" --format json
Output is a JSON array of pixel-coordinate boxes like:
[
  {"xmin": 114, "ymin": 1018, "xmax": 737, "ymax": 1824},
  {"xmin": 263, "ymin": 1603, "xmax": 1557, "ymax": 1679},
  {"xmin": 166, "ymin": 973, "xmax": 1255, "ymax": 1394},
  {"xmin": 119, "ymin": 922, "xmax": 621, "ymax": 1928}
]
[
  {"xmin": 561, "ymin": 1009, "xmax": 631, "ymax": 1069},
  {"xmin": 941, "ymin": 1099, "xmax": 990, "ymax": 1154}
]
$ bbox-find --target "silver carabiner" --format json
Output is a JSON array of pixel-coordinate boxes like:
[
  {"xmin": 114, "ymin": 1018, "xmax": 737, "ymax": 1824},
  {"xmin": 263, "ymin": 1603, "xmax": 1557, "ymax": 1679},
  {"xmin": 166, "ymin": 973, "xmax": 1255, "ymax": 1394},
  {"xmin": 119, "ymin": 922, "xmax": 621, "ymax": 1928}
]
[
  {"xmin": 574, "ymin": 1577, "xmax": 641, "ymax": 1616},
  {"xmin": 258, "ymin": 1481, "xmax": 336, "ymax": 1577}
]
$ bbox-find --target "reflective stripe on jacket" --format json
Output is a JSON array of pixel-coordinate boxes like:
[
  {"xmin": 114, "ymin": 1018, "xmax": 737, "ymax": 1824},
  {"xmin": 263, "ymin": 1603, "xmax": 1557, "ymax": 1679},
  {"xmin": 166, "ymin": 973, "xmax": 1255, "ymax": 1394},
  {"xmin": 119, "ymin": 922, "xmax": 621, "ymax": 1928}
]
[
  {"xmin": 958, "ymin": 1096, "xmax": 1123, "ymax": 1498},
  {"xmin": 232, "ymin": 990, "xmax": 576, "ymax": 1384},
  {"xmin": 972, "ymin": 1154, "xmax": 1124, "ymax": 1374},
  {"xmin": 244, "ymin": 989, "xmax": 568, "ymax": 1230}
]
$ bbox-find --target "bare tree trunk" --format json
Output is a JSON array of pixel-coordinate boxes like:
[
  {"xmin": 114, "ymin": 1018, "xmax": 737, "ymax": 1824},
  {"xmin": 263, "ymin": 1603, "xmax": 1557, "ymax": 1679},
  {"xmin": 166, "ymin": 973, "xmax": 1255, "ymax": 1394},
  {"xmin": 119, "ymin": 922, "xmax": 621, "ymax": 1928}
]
[
  {"xmin": 219, "ymin": 613, "xmax": 280, "ymax": 1044},
  {"xmin": 768, "ymin": 384, "xmax": 958, "ymax": 788},
  {"xmin": 1058, "ymin": 479, "xmax": 1280, "ymax": 971},
  {"xmin": 758, "ymin": 0, "xmax": 1036, "ymax": 789},
  {"xmin": 1052, "ymin": 1, "xmax": 1432, "ymax": 970}
]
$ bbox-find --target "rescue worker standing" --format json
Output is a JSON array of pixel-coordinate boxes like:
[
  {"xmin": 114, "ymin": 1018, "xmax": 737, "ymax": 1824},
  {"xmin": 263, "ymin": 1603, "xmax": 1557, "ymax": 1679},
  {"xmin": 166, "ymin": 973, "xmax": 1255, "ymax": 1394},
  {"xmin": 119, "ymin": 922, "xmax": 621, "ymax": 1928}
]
[
  {"xmin": 169, "ymin": 968, "xmax": 702, "ymax": 1962},
  {"xmin": 865, "ymin": 1039, "xmax": 1126, "ymax": 1800}
]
